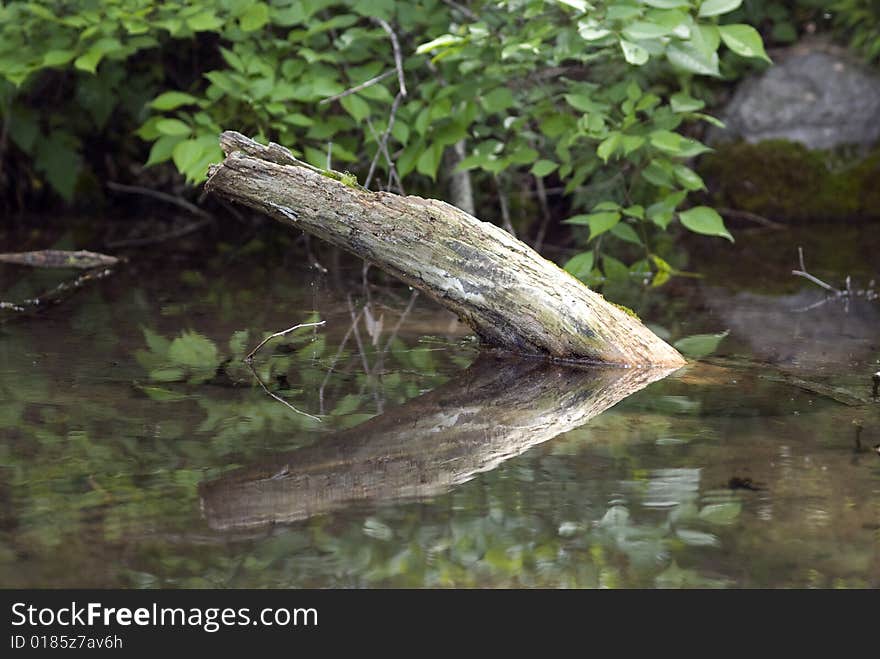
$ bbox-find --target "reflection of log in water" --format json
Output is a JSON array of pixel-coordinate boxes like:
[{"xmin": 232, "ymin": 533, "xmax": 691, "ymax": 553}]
[{"xmin": 199, "ymin": 355, "xmax": 676, "ymax": 531}]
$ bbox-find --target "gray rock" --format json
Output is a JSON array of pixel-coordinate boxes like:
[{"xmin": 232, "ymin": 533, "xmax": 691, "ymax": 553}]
[{"xmin": 713, "ymin": 51, "xmax": 880, "ymax": 150}]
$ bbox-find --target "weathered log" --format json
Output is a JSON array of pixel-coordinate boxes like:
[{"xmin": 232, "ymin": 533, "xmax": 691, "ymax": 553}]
[
  {"xmin": 199, "ymin": 354, "xmax": 675, "ymax": 531},
  {"xmin": 205, "ymin": 131, "xmax": 685, "ymax": 366},
  {"xmin": 0, "ymin": 250, "xmax": 118, "ymax": 269}
]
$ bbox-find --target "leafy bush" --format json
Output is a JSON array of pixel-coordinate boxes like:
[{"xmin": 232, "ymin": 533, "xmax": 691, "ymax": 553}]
[
  {"xmin": 832, "ymin": 0, "xmax": 880, "ymax": 62},
  {"xmin": 0, "ymin": 0, "xmax": 775, "ymax": 282}
]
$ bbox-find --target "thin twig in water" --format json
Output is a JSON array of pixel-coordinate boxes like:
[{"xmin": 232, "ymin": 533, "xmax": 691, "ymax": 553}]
[
  {"xmin": 792, "ymin": 246, "xmax": 841, "ymax": 294},
  {"xmin": 106, "ymin": 181, "xmax": 213, "ymax": 219},
  {"xmin": 245, "ymin": 320, "xmax": 326, "ymax": 362},
  {"xmin": 380, "ymin": 290, "xmax": 419, "ymax": 357},
  {"xmin": 319, "ymin": 69, "xmax": 396, "ymax": 105},
  {"xmin": 347, "ymin": 295, "xmax": 372, "ymax": 376},
  {"xmin": 318, "ymin": 307, "xmax": 364, "ymax": 414},
  {"xmin": 245, "ymin": 362, "xmax": 322, "ymax": 422},
  {"xmin": 1, "ymin": 267, "xmax": 116, "ymax": 315}
]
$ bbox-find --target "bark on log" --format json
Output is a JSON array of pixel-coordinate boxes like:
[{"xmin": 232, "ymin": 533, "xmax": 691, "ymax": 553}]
[
  {"xmin": 199, "ymin": 354, "xmax": 675, "ymax": 532},
  {"xmin": 205, "ymin": 131, "xmax": 685, "ymax": 367}
]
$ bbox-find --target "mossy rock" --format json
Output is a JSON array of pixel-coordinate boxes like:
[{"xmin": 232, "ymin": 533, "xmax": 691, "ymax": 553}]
[{"xmin": 698, "ymin": 140, "xmax": 880, "ymax": 223}]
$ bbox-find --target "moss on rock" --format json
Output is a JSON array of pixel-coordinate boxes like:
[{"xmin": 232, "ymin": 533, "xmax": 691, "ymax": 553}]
[{"xmin": 698, "ymin": 140, "xmax": 880, "ymax": 223}]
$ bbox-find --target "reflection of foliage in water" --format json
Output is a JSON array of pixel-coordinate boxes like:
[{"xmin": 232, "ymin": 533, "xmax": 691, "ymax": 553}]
[{"xmin": 1, "ymin": 257, "xmax": 879, "ymax": 588}]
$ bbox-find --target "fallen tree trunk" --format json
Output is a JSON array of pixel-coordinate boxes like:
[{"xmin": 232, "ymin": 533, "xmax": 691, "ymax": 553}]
[
  {"xmin": 199, "ymin": 354, "xmax": 675, "ymax": 531},
  {"xmin": 206, "ymin": 131, "xmax": 685, "ymax": 366}
]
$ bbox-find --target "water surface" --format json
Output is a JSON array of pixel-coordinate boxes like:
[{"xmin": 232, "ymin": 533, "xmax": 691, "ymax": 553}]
[{"xmin": 1, "ymin": 224, "xmax": 878, "ymax": 588}]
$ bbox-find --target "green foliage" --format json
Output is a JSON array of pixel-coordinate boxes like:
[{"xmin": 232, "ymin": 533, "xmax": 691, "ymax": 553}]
[
  {"xmin": 831, "ymin": 0, "xmax": 880, "ymax": 62},
  {"xmin": 673, "ymin": 329, "xmax": 728, "ymax": 358},
  {"xmin": 0, "ymin": 0, "xmax": 777, "ymax": 276}
]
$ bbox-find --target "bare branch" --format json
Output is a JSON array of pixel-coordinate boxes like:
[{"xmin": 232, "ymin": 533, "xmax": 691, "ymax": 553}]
[
  {"xmin": 245, "ymin": 320, "xmax": 326, "ymax": 363},
  {"xmin": 792, "ymin": 247, "xmax": 841, "ymax": 294},
  {"xmin": 532, "ymin": 174, "xmax": 551, "ymax": 253},
  {"xmin": 495, "ymin": 175, "xmax": 515, "ymax": 236},
  {"xmin": 718, "ymin": 207, "xmax": 786, "ymax": 230},
  {"xmin": 245, "ymin": 362, "xmax": 322, "ymax": 423},
  {"xmin": 373, "ymin": 18, "xmax": 407, "ymax": 98},
  {"xmin": 105, "ymin": 217, "xmax": 213, "ymax": 249},
  {"xmin": 364, "ymin": 92, "xmax": 405, "ymax": 192},
  {"xmin": 441, "ymin": 0, "xmax": 479, "ymax": 21},
  {"xmin": 319, "ymin": 69, "xmax": 396, "ymax": 105},
  {"xmin": 106, "ymin": 181, "xmax": 213, "ymax": 219}
]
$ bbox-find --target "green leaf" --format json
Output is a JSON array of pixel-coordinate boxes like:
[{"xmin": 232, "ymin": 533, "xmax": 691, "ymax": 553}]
[
  {"xmin": 563, "ymin": 251, "xmax": 594, "ymax": 279},
  {"xmin": 698, "ymin": 501, "xmax": 742, "ymax": 525},
  {"xmin": 603, "ymin": 254, "xmax": 630, "ymax": 280},
  {"xmin": 621, "ymin": 134, "xmax": 645, "ymax": 154},
  {"xmin": 340, "ymin": 93, "xmax": 371, "ymax": 122},
  {"xmin": 642, "ymin": 160, "xmax": 675, "ymax": 188},
  {"xmin": 187, "ymin": 10, "xmax": 224, "ymax": 31},
  {"xmin": 649, "ymin": 130, "xmax": 684, "ymax": 154},
  {"xmin": 678, "ymin": 206, "xmax": 734, "ymax": 241},
  {"xmin": 145, "ymin": 135, "xmax": 183, "ymax": 167},
  {"xmin": 509, "ymin": 146, "xmax": 539, "ymax": 165},
  {"xmin": 670, "ymin": 92, "xmax": 705, "ymax": 113},
  {"xmin": 623, "ymin": 21, "xmax": 675, "ymax": 40},
  {"xmin": 416, "ymin": 34, "xmax": 464, "ymax": 54},
  {"xmin": 698, "ymin": 0, "xmax": 743, "ymax": 18},
  {"xmin": 482, "ymin": 87, "xmax": 515, "ymax": 113},
  {"xmin": 642, "ymin": 0, "xmax": 690, "ymax": 7},
  {"xmin": 149, "ymin": 367, "xmax": 185, "ymax": 383},
  {"xmin": 620, "ymin": 39, "xmax": 649, "ymax": 65},
  {"xmin": 143, "ymin": 328, "xmax": 170, "ymax": 357},
  {"xmin": 607, "ymin": 5, "xmax": 641, "ymax": 20},
  {"xmin": 565, "ymin": 211, "xmax": 621, "ymax": 240},
  {"xmin": 43, "ymin": 50, "xmax": 77, "ymax": 67},
  {"xmin": 647, "ymin": 191, "xmax": 686, "ymax": 228},
  {"xmin": 228, "ymin": 330, "xmax": 250, "ymax": 356},
  {"xmin": 531, "ymin": 160, "xmax": 558, "ymax": 177},
  {"xmin": 577, "ymin": 19, "xmax": 611, "ymax": 41},
  {"xmin": 674, "ymin": 330, "xmax": 729, "ymax": 359},
  {"xmin": 610, "ymin": 222, "xmax": 642, "ymax": 245},
  {"xmin": 623, "ymin": 204, "xmax": 644, "ymax": 219},
  {"xmin": 416, "ymin": 143, "xmax": 443, "ymax": 180},
  {"xmin": 240, "ymin": 2, "xmax": 270, "ymax": 31},
  {"xmin": 151, "ymin": 91, "xmax": 199, "ymax": 111},
  {"xmin": 155, "ymin": 119, "xmax": 191, "ymax": 136},
  {"xmin": 676, "ymin": 529, "xmax": 720, "ymax": 547},
  {"xmin": 673, "ymin": 164, "xmax": 706, "ymax": 190},
  {"xmin": 557, "ymin": 0, "xmax": 590, "ymax": 11},
  {"xmin": 168, "ymin": 331, "xmax": 218, "ymax": 369},
  {"xmin": 73, "ymin": 38, "xmax": 122, "ymax": 74},
  {"xmin": 666, "ymin": 42, "xmax": 720, "ymax": 76},
  {"xmin": 597, "ymin": 131, "xmax": 621, "ymax": 162},
  {"xmin": 719, "ymin": 24, "xmax": 772, "ymax": 62},
  {"xmin": 172, "ymin": 139, "xmax": 204, "ymax": 174}
]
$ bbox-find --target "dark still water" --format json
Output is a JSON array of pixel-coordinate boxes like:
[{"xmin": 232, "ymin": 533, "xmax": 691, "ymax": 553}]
[{"xmin": 1, "ymin": 224, "xmax": 879, "ymax": 588}]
